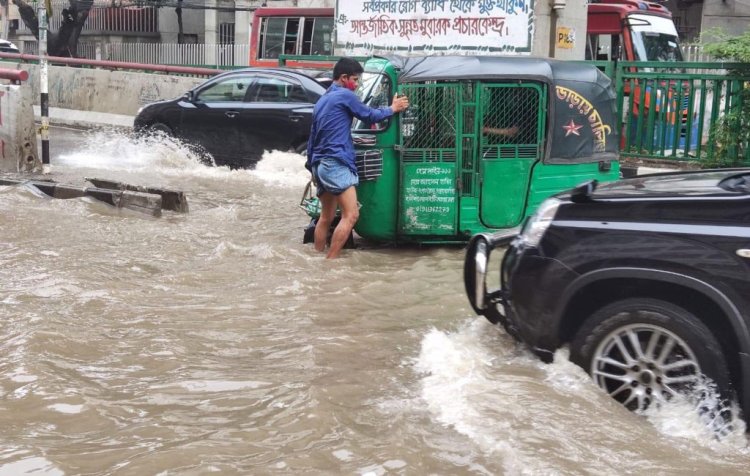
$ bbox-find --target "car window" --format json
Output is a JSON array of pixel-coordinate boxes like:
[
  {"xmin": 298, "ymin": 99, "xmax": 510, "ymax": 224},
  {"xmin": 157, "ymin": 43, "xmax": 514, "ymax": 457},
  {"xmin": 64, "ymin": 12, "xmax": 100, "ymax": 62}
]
[
  {"xmin": 196, "ymin": 76, "xmax": 255, "ymax": 102},
  {"xmin": 251, "ymin": 77, "xmax": 308, "ymax": 103}
]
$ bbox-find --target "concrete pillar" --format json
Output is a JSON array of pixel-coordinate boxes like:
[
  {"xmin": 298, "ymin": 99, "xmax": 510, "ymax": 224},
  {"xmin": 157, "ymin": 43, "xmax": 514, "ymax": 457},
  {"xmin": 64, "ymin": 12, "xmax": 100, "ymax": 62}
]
[
  {"xmin": 0, "ymin": 81, "xmax": 40, "ymax": 173},
  {"xmin": 205, "ymin": 0, "xmax": 218, "ymax": 65},
  {"xmin": 533, "ymin": 0, "xmax": 588, "ymax": 60},
  {"xmin": 234, "ymin": 0, "xmax": 252, "ymax": 66}
]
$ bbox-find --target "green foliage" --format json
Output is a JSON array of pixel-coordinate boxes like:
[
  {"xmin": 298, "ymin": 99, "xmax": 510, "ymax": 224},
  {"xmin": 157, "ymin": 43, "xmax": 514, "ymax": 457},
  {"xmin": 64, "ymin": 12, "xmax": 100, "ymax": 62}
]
[
  {"xmin": 701, "ymin": 87, "xmax": 750, "ymax": 168},
  {"xmin": 699, "ymin": 29, "xmax": 750, "ymax": 168},
  {"xmin": 702, "ymin": 29, "xmax": 750, "ymax": 62}
]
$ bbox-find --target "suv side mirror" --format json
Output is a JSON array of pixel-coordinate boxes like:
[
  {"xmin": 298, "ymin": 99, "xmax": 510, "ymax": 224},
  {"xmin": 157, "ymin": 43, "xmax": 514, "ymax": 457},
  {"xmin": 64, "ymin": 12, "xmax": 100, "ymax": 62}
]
[{"xmin": 182, "ymin": 91, "xmax": 194, "ymax": 102}]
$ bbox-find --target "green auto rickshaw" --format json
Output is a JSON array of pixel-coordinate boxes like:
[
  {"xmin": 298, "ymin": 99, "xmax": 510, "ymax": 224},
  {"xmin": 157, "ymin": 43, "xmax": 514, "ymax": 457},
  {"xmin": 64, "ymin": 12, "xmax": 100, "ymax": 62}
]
[{"xmin": 302, "ymin": 55, "xmax": 620, "ymax": 244}]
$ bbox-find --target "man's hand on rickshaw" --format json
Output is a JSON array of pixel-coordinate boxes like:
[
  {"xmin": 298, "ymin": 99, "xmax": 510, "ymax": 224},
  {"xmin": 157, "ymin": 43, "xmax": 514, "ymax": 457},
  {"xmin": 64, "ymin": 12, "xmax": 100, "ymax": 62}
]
[{"xmin": 391, "ymin": 94, "xmax": 410, "ymax": 113}]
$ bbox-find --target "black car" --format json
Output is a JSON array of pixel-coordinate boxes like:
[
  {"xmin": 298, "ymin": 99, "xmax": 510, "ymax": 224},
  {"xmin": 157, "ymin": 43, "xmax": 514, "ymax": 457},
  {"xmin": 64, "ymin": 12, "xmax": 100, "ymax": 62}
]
[
  {"xmin": 0, "ymin": 40, "xmax": 19, "ymax": 54},
  {"xmin": 134, "ymin": 68, "xmax": 327, "ymax": 168},
  {"xmin": 464, "ymin": 169, "xmax": 750, "ymax": 428}
]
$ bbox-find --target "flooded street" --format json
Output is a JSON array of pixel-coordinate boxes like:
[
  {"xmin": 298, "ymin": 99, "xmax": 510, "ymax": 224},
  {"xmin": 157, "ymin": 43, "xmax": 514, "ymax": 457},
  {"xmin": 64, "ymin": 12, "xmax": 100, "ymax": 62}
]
[{"xmin": 1, "ymin": 127, "xmax": 749, "ymax": 475}]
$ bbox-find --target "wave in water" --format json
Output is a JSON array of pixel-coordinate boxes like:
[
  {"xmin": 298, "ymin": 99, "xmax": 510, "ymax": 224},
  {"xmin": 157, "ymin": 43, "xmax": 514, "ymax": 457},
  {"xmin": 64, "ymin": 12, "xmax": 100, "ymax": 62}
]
[{"xmin": 414, "ymin": 318, "xmax": 749, "ymax": 473}]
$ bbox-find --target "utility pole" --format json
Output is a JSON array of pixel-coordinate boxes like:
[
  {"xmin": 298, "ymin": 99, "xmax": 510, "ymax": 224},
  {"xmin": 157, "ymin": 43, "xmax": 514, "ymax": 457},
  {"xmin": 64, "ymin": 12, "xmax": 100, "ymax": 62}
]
[
  {"xmin": 2, "ymin": 1, "xmax": 9, "ymax": 41},
  {"xmin": 38, "ymin": 3, "xmax": 49, "ymax": 165}
]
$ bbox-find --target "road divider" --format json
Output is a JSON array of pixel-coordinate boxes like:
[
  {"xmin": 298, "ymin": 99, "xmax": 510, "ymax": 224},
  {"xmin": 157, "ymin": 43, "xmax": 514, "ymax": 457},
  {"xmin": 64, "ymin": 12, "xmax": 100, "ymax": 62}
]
[{"xmin": 0, "ymin": 176, "xmax": 188, "ymax": 216}]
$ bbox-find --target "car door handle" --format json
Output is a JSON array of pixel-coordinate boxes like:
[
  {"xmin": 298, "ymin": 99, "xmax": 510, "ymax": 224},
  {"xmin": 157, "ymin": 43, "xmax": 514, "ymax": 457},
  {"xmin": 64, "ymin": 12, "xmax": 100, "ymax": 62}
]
[
  {"xmin": 289, "ymin": 114, "xmax": 304, "ymax": 122},
  {"xmin": 737, "ymin": 249, "xmax": 750, "ymax": 258},
  {"xmin": 225, "ymin": 111, "xmax": 239, "ymax": 119}
]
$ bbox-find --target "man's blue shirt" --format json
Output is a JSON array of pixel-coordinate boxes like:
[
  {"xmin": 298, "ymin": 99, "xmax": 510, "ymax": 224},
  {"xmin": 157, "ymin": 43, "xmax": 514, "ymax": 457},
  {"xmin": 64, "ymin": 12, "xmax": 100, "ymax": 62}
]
[{"xmin": 306, "ymin": 83, "xmax": 393, "ymax": 175}]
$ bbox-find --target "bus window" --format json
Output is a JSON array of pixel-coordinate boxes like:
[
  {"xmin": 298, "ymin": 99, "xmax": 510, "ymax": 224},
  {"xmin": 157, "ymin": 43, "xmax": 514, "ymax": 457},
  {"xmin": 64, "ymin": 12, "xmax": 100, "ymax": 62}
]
[
  {"xmin": 302, "ymin": 19, "xmax": 315, "ymax": 55},
  {"xmin": 251, "ymin": 8, "xmax": 336, "ymax": 67},
  {"xmin": 284, "ymin": 18, "xmax": 300, "ymax": 54},
  {"xmin": 260, "ymin": 17, "xmax": 301, "ymax": 59},
  {"xmin": 261, "ymin": 17, "xmax": 285, "ymax": 59},
  {"xmin": 301, "ymin": 18, "xmax": 333, "ymax": 55}
]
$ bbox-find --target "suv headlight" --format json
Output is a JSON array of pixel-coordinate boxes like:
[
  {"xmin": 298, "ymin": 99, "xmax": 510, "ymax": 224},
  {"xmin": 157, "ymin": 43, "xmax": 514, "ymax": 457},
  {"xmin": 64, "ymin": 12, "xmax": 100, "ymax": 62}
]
[{"xmin": 518, "ymin": 198, "xmax": 561, "ymax": 247}]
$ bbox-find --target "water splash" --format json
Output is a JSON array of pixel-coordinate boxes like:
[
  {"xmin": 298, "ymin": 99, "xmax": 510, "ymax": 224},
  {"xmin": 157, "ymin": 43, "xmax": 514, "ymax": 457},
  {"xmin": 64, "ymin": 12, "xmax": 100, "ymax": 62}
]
[
  {"xmin": 54, "ymin": 129, "xmax": 309, "ymax": 187},
  {"xmin": 251, "ymin": 150, "xmax": 310, "ymax": 188},
  {"xmin": 640, "ymin": 376, "xmax": 748, "ymax": 448},
  {"xmin": 0, "ymin": 457, "xmax": 65, "ymax": 476},
  {"xmin": 415, "ymin": 319, "xmax": 749, "ymax": 471},
  {"xmin": 57, "ymin": 129, "xmax": 213, "ymax": 172}
]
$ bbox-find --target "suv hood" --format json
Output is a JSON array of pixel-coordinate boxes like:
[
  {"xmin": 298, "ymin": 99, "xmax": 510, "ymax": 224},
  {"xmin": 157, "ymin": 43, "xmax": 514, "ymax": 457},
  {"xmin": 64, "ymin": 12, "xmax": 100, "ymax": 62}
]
[{"xmin": 588, "ymin": 169, "xmax": 750, "ymax": 198}]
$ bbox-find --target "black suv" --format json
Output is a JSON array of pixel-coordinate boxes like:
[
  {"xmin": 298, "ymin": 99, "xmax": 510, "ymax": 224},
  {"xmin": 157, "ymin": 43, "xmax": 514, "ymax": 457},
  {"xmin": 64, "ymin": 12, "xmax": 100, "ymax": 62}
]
[{"xmin": 464, "ymin": 169, "xmax": 750, "ymax": 425}]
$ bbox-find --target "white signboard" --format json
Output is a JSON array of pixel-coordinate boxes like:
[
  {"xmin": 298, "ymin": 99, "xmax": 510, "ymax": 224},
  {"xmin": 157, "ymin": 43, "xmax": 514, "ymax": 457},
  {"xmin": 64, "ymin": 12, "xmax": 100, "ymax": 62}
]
[{"xmin": 336, "ymin": 0, "xmax": 535, "ymax": 56}]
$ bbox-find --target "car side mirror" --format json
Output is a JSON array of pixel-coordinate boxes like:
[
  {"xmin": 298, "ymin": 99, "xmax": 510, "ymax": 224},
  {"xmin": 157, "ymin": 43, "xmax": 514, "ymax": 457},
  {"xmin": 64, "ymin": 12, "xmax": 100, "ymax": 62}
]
[{"xmin": 182, "ymin": 91, "xmax": 194, "ymax": 102}]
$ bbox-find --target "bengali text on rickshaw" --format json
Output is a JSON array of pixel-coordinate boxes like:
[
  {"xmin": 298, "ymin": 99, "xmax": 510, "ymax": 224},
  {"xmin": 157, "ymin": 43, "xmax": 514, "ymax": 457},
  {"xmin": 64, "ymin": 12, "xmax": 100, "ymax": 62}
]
[
  {"xmin": 556, "ymin": 86, "xmax": 612, "ymax": 152},
  {"xmin": 402, "ymin": 164, "xmax": 456, "ymax": 231}
]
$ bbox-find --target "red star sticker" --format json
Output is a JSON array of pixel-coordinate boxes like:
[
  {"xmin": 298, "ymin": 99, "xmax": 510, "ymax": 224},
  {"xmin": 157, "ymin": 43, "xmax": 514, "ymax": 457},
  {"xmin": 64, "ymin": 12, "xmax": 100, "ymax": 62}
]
[{"xmin": 563, "ymin": 119, "xmax": 582, "ymax": 137}]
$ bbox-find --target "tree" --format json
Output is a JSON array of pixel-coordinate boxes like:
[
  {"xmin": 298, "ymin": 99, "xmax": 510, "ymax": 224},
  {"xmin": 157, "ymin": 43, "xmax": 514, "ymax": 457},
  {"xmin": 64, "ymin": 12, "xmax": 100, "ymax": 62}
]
[
  {"xmin": 175, "ymin": 0, "xmax": 183, "ymax": 44},
  {"xmin": 7, "ymin": 0, "xmax": 95, "ymax": 57},
  {"xmin": 703, "ymin": 29, "xmax": 750, "ymax": 62},
  {"xmin": 700, "ymin": 30, "xmax": 750, "ymax": 167}
]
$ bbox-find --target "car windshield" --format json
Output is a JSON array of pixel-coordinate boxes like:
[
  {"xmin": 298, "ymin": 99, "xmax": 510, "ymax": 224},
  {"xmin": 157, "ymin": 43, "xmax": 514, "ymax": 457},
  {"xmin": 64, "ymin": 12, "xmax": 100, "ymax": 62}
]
[
  {"xmin": 352, "ymin": 73, "xmax": 391, "ymax": 132},
  {"xmin": 629, "ymin": 14, "xmax": 683, "ymax": 62}
]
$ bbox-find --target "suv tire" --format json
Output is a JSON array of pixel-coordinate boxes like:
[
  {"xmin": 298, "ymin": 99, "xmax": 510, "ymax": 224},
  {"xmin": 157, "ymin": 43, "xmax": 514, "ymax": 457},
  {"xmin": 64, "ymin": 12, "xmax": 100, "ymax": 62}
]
[{"xmin": 570, "ymin": 298, "xmax": 731, "ymax": 415}]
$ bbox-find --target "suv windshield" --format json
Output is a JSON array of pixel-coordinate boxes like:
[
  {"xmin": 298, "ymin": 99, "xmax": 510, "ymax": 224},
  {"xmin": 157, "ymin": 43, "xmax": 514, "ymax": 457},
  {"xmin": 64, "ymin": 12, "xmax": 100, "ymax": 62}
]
[
  {"xmin": 353, "ymin": 73, "xmax": 391, "ymax": 132},
  {"xmin": 629, "ymin": 14, "xmax": 683, "ymax": 62}
]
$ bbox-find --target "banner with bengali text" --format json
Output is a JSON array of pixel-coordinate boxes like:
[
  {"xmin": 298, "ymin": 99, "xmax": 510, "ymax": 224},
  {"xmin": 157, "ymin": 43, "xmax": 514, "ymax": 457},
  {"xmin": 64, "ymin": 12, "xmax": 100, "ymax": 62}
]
[{"xmin": 336, "ymin": 0, "xmax": 534, "ymax": 56}]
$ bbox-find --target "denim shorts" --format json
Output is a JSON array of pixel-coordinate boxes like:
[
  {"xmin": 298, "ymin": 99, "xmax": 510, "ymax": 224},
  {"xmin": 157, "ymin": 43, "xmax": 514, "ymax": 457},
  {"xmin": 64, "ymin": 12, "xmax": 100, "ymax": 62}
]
[{"xmin": 312, "ymin": 157, "xmax": 359, "ymax": 196}]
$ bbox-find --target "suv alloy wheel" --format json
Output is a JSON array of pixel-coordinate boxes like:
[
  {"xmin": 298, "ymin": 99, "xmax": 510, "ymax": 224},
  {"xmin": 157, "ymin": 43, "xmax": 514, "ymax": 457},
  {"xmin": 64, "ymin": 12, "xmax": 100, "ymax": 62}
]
[{"xmin": 570, "ymin": 298, "xmax": 734, "ymax": 427}]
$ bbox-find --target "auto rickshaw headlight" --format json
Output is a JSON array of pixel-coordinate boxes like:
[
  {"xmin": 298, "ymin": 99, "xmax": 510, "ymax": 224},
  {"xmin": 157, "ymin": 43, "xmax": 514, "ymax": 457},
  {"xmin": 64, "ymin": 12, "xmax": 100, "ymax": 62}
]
[{"xmin": 518, "ymin": 198, "xmax": 561, "ymax": 248}]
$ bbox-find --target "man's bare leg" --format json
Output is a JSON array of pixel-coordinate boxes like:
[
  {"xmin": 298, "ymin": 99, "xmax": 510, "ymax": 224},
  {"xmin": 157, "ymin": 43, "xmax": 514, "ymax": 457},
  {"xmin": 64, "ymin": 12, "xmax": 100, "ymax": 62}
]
[
  {"xmin": 314, "ymin": 192, "xmax": 337, "ymax": 252},
  {"xmin": 327, "ymin": 186, "xmax": 359, "ymax": 259}
]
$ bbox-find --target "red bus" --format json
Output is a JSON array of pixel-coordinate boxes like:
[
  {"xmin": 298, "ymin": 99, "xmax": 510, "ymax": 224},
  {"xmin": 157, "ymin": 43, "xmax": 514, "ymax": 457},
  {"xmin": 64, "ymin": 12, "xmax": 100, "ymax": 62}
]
[{"xmin": 250, "ymin": 8, "xmax": 335, "ymax": 68}]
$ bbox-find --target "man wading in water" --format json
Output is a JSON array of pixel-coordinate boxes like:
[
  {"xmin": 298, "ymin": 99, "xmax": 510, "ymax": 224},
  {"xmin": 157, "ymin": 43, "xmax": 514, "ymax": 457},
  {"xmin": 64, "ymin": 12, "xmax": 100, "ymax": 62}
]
[{"xmin": 306, "ymin": 57, "xmax": 409, "ymax": 259}]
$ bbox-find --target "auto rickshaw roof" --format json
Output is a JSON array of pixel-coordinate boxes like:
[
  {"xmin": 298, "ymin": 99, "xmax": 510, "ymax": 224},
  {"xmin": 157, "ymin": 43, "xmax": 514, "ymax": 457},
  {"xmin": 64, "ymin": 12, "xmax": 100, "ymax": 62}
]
[
  {"xmin": 385, "ymin": 55, "xmax": 603, "ymax": 85},
  {"xmin": 383, "ymin": 55, "xmax": 618, "ymax": 165}
]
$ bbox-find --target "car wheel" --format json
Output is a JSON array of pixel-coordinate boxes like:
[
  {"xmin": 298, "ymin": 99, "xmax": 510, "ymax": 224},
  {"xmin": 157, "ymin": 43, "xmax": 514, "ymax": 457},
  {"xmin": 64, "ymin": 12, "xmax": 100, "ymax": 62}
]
[
  {"xmin": 150, "ymin": 122, "xmax": 173, "ymax": 136},
  {"xmin": 570, "ymin": 298, "xmax": 732, "ymax": 416}
]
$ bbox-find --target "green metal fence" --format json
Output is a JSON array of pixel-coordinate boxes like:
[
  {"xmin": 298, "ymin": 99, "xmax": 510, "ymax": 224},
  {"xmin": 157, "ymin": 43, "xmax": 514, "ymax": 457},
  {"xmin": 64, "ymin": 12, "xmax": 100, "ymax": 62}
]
[{"xmin": 613, "ymin": 61, "xmax": 750, "ymax": 165}]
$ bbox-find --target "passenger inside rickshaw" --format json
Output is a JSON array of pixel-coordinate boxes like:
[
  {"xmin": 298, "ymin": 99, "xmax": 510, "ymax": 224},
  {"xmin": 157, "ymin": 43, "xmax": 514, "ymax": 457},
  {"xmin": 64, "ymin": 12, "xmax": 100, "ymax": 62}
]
[
  {"xmin": 481, "ymin": 86, "xmax": 540, "ymax": 145},
  {"xmin": 480, "ymin": 85, "xmax": 541, "ymax": 161}
]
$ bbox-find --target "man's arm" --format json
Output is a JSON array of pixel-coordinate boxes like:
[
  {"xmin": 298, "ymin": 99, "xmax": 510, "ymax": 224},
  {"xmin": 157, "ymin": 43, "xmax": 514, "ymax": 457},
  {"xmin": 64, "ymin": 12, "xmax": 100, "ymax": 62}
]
[
  {"xmin": 346, "ymin": 93, "xmax": 409, "ymax": 124},
  {"xmin": 305, "ymin": 120, "xmax": 318, "ymax": 170}
]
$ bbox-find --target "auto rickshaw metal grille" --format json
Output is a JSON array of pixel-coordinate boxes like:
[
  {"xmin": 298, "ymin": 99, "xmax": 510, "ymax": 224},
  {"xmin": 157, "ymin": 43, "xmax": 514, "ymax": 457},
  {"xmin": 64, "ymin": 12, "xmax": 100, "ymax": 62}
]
[
  {"xmin": 399, "ymin": 83, "xmax": 459, "ymax": 163},
  {"xmin": 480, "ymin": 84, "xmax": 542, "ymax": 159},
  {"xmin": 355, "ymin": 150, "xmax": 383, "ymax": 181}
]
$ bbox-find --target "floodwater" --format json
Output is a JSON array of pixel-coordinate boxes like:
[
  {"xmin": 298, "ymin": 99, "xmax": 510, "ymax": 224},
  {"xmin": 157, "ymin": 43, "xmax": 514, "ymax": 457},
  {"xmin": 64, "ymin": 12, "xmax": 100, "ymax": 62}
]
[{"xmin": 1, "ymin": 127, "xmax": 749, "ymax": 475}]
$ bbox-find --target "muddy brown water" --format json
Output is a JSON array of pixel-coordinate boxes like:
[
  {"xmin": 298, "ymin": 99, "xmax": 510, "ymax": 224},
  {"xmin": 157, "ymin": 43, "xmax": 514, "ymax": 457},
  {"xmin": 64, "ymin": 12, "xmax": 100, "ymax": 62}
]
[{"xmin": 0, "ymin": 127, "xmax": 748, "ymax": 475}]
